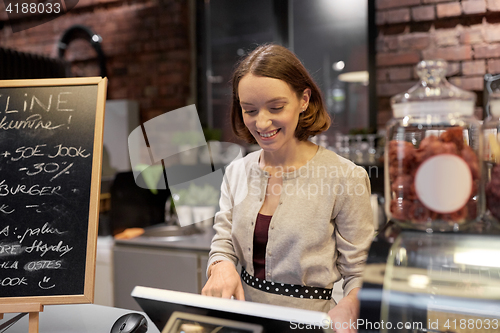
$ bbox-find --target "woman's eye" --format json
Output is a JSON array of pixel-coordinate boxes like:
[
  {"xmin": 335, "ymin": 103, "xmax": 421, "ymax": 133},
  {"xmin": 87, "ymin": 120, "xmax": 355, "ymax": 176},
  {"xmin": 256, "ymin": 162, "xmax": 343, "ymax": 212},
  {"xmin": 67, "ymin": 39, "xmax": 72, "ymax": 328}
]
[
  {"xmin": 244, "ymin": 110, "xmax": 256, "ymax": 114},
  {"xmin": 271, "ymin": 106, "xmax": 284, "ymax": 111}
]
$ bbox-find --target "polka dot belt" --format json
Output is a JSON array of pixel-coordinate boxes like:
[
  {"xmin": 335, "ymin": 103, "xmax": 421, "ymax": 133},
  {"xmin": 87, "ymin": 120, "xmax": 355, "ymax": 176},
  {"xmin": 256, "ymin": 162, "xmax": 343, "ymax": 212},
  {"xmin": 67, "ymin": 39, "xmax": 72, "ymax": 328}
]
[{"xmin": 241, "ymin": 267, "xmax": 333, "ymax": 300}]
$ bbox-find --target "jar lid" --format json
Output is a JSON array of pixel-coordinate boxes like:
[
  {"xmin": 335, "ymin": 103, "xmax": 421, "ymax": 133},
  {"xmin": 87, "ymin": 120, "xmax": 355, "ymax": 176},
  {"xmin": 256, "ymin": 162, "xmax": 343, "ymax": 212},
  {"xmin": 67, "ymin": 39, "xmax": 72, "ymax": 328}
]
[{"xmin": 391, "ymin": 59, "xmax": 476, "ymax": 117}]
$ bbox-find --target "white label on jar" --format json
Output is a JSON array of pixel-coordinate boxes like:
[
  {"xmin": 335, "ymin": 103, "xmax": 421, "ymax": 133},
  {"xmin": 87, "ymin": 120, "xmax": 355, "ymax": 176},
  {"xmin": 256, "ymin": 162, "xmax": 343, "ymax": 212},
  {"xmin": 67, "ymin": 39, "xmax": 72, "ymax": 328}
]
[{"xmin": 414, "ymin": 154, "xmax": 472, "ymax": 213}]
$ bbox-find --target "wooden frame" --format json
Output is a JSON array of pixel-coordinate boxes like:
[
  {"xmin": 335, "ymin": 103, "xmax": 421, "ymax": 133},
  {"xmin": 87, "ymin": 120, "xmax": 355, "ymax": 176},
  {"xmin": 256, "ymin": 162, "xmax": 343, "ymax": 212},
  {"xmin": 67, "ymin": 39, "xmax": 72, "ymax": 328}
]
[{"xmin": 0, "ymin": 77, "xmax": 107, "ymax": 306}]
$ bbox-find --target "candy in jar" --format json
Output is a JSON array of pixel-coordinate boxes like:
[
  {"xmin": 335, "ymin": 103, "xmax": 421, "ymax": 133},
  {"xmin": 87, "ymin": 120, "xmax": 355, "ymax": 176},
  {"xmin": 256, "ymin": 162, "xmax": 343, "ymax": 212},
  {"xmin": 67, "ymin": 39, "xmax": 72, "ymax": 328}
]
[{"xmin": 385, "ymin": 59, "xmax": 482, "ymax": 231}]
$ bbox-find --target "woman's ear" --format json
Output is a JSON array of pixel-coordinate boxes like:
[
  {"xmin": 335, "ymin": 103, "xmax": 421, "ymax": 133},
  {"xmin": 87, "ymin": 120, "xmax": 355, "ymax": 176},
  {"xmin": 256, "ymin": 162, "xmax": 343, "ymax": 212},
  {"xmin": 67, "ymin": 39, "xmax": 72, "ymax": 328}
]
[{"xmin": 301, "ymin": 88, "xmax": 311, "ymax": 110}]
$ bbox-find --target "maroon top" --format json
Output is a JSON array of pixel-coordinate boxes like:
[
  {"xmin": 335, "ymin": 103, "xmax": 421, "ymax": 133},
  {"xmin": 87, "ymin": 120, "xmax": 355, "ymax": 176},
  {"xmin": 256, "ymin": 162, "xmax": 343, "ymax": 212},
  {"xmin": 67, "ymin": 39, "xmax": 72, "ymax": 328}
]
[{"xmin": 253, "ymin": 213, "xmax": 272, "ymax": 280}]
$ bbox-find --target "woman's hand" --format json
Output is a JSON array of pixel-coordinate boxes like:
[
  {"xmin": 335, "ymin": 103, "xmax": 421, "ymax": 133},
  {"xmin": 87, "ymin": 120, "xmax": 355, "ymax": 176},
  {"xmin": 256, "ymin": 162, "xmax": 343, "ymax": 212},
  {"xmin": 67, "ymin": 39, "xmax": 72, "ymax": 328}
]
[
  {"xmin": 327, "ymin": 288, "xmax": 360, "ymax": 333},
  {"xmin": 201, "ymin": 261, "xmax": 245, "ymax": 300}
]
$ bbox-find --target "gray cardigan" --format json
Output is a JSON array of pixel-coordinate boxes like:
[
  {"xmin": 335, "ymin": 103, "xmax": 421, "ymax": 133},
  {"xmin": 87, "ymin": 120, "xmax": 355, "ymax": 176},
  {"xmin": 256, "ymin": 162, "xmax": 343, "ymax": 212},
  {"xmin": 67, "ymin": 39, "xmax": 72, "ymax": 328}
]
[{"xmin": 208, "ymin": 146, "xmax": 374, "ymax": 311}]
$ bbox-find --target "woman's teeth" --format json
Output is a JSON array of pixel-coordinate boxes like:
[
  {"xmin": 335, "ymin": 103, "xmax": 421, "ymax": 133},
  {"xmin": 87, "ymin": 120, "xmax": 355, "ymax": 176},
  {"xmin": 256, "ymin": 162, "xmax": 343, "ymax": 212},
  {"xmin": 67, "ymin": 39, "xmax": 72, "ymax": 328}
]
[{"xmin": 259, "ymin": 129, "xmax": 279, "ymax": 138}]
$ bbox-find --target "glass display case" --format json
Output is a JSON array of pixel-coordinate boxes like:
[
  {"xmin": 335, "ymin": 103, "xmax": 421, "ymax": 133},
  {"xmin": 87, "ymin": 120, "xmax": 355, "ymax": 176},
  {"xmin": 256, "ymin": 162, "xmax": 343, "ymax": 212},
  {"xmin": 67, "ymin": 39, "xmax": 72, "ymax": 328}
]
[
  {"xmin": 359, "ymin": 222, "xmax": 500, "ymax": 333},
  {"xmin": 484, "ymin": 90, "xmax": 500, "ymax": 224}
]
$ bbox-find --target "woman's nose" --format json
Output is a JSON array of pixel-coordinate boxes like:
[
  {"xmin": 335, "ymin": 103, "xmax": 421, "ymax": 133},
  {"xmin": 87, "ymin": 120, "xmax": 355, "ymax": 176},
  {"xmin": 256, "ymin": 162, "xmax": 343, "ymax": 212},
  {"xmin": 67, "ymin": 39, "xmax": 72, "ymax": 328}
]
[{"xmin": 256, "ymin": 111, "xmax": 272, "ymax": 129}]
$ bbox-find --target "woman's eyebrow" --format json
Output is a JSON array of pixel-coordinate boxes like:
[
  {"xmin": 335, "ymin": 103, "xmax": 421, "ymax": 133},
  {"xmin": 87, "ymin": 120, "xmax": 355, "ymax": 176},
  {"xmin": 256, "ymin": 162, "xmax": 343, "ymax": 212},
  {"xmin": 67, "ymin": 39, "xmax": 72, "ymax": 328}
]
[
  {"xmin": 240, "ymin": 97, "xmax": 288, "ymax": 106},
  {"xmin": 266, "ymin": 97, "xmax": 288, "ymax": 103}
]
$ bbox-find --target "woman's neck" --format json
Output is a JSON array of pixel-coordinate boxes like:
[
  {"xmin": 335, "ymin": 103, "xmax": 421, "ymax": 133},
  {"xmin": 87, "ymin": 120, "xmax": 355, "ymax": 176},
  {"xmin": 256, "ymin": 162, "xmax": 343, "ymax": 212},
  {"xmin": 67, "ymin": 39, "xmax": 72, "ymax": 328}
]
[{"xmin": 260, "ymin": 140, "xmax": 318, "ymax": 172}]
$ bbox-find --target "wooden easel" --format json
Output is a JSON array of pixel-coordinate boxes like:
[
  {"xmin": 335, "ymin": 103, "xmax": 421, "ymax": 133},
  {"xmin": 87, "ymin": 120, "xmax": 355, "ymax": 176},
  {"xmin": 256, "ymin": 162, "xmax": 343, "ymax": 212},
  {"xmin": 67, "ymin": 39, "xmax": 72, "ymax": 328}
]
[
  {"xmin": 0, "ymin": 77, "xmax": 107, "ymax": 332},
  {"xmin": 0, "ymin": 303, "xmax": 44, "ymax": 333}
]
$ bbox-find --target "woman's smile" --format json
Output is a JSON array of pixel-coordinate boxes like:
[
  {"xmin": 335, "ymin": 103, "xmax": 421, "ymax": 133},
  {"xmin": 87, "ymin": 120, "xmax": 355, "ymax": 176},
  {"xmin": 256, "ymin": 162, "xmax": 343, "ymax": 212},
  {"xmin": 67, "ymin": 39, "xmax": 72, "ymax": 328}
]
[{"xmin": 258, "ymin": 128, "xmax": 281, "ymax": 139}]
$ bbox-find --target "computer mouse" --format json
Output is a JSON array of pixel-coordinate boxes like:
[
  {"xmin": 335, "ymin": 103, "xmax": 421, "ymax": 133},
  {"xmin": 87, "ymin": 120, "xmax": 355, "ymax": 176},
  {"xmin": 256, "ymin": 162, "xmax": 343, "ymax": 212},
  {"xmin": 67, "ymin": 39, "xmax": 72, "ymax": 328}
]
[{"xmin": 110, "ymin": 313, "xmax": 148, "ymax": 333}]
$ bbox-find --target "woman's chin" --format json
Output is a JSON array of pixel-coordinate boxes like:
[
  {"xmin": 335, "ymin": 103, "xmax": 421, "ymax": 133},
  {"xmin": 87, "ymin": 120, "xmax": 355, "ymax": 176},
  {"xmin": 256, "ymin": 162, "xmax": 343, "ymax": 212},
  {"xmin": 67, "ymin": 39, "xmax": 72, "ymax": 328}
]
[
  {"xmin": 257, "ymin": 141, "xmax": 282, "ymax": 152},
  {"xmin": 255, "ymin": 136, "xmax": 277, "ymax": 148}
]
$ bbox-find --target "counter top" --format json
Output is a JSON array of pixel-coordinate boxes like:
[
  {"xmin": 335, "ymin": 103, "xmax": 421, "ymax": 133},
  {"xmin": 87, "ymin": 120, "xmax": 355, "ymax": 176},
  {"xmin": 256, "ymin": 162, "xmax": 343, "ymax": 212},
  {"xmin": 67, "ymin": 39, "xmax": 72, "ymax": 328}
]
[{"xmin": 114, "ymin": 226, "xmax": 215, "ymax": 252}]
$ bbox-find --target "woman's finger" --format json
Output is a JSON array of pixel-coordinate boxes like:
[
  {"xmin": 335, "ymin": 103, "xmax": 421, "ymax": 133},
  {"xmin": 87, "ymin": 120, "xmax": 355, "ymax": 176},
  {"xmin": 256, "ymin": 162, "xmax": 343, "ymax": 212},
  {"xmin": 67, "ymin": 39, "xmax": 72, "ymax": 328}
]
[{"xmin": 234, "ymin": 284, "xmax": 245, "ymax": 300}]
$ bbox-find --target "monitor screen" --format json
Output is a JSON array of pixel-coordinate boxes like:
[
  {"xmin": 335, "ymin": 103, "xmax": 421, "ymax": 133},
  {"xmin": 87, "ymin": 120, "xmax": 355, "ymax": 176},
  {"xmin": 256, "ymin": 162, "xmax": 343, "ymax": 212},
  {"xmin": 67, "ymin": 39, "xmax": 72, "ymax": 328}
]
[
  {"xmin": 131, "ymin": 286, "xmax": 333, "ymax": 333},
  {"xmin": 163, "ymin": 312, "xmax": 263, "ymax": 333}
]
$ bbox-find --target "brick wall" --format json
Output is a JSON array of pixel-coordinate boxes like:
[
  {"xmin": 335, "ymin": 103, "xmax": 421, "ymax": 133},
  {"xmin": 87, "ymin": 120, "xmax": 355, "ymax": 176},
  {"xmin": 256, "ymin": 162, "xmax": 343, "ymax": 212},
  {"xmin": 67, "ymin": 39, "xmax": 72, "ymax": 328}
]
[
  {"xmin": 0, "ymin": 0, "xmax": 192, "ymax": 123},
  {"xmin": 376, "ymin": 0, "xmax": 500, "ymax": 127}
]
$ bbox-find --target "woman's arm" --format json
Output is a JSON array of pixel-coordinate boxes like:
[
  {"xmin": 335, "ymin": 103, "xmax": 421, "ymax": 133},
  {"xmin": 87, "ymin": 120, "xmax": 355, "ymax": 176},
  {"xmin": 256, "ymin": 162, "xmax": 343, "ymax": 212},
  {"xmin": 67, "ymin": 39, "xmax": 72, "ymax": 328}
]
[
  {"xmin": 334, "ymin": 166, "xmax": 375, "ymax": 296},
  {"xmin": 328, "ymin": 287, "xmax": 360, "ymax": 333},
  {"xmin": 329, "ymin": 166, "xmax": 374, "ymax": 332},
  {"xmin": 203, "ymin": 162, "xmax": 246, "ymax": 299},
  {"xmin": 206, "ymin": 167, "xmax": 239, "ymax": 270}
]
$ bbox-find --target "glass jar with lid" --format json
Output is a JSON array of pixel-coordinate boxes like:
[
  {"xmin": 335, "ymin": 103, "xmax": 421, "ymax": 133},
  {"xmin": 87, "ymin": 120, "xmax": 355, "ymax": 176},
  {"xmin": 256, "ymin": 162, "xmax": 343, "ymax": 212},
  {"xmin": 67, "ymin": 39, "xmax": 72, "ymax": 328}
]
[
  {"xmin": 385, "ymin": 59, "xmax": 482, "ymax": 231},
  {"xmin": 484, "ymin": 91, "xmax": 500, "ymax": 223}
]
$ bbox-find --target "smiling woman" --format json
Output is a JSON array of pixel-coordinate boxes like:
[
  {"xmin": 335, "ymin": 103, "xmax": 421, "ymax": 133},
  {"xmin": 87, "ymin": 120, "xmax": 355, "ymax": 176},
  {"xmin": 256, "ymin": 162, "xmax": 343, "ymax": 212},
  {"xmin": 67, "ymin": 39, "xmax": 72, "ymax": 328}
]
[
  {"xmin": 239, "ymin": 74, "xmax": 307, "ymax": 153},
  {"xmin": 202, "ymin": 44, "xmax": 374, "ymax": 333},
  {"xmin": 230, "ymin": 44, "xmax": 330, "ymax": 145}
]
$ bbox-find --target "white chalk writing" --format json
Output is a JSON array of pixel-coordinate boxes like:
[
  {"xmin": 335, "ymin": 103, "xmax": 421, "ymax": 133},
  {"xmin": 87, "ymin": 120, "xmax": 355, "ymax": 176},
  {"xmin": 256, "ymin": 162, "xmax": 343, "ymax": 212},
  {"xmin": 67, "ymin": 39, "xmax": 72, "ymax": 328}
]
[
  {"xmin": 0, "ymin": 114, "xmax": 64, "ymax": 131},
  {"xmin": 0, "ymin": 276, "xmax": 28, "ymax": 287},
  {"xmin": 24, "ymin": 240, "xmax": 73, "ymax": 257},
  {"xmin": 24, "ymin": 260, "xmax": 62, "ymax": 272},
  {"xmin": 18, "ymin": 223, "xmax": 66, "ymax": 244},
  {"xmin": 48, "ymin": 144, "xmax": 90, "ymax": 158},
  {"xmin": 0, "ymin": 225, "xmax": 8, "ymax": 236},
  {"xmin": 0, "ymin": 204, "xmax": 15, "ymax": 214},
  {"xmin": 0, "ymin": 180, "xmax": 61, "ymax": 196},
  {"xmin": 0, "ymin": 243, "xmax": 23, "ymax": 256},
  {"xmin": 38, "ymin": 276, "xmax": 55, "ymax": 290},
  {"xmin": 0, "ymin": 261, "xmax": 18, "ymax": 269}
]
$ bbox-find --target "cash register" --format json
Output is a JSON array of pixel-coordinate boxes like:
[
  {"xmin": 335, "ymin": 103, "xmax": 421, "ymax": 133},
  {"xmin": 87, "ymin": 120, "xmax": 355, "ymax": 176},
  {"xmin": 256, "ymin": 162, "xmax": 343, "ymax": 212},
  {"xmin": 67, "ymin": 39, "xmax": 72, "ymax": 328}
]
[{"xmin": 132, "ymin": 286, "xmax": 333, "ymax": 333}]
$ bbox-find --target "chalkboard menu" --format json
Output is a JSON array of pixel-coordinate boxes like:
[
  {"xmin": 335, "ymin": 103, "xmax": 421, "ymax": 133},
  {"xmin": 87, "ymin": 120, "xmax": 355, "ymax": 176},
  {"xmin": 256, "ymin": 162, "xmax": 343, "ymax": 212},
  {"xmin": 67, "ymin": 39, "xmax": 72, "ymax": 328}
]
[{"xmin": 0, "ymin": 77, "xmax": 107, "ymax": 305}]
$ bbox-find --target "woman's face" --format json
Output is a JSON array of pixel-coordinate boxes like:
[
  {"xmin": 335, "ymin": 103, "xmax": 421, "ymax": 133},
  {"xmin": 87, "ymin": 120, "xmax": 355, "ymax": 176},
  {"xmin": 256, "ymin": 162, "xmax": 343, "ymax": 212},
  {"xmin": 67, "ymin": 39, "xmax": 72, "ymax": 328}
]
[{"xmin": 238, "ymin": 74, "xmax": 310, "ymax": 152}]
